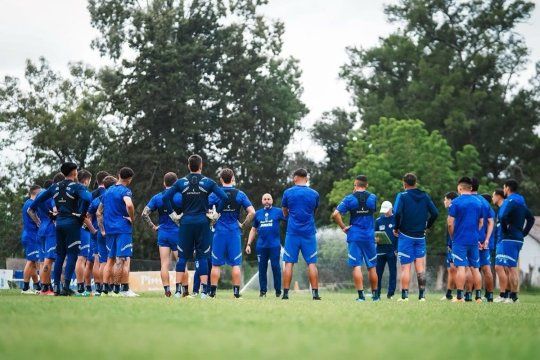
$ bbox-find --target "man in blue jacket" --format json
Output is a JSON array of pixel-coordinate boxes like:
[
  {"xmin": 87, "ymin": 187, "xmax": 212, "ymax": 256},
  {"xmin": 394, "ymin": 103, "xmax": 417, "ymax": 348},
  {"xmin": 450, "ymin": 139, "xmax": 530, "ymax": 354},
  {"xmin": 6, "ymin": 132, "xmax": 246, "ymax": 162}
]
[
  {"xmin": 374, "ymin": 201, "xmax": 398, "ymax": 299},
  {"xmin": 495, "ymin": 179, "xmax": 535, "ymax": 303},
  {"xmin": 393, "ymin": 173, "xmax": 439, "ymax": 301}
]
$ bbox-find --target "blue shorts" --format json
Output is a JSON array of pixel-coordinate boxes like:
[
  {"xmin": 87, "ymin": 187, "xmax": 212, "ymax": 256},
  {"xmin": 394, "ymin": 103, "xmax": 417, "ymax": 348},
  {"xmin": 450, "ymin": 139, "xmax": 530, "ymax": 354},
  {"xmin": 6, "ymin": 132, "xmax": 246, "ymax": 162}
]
[
  {"xmin": 397, "ymin": 233, "xmax": 426, "ymax": 264},
  {"xmin": 42, "ymin": 233, "xmax": 57, "ymax": 260},
  {"xmin": 348, "ymin": 241, "xmax": 377, "ymax": 268},
  {"xmin": 22, "ymin": 238, "xmax": 40, "ymax": 262},
  {"xmin": 446, "ymin": 249, "xmax": 453, "ymax": 268},
  {"xmin": 283, "ymin": 233, "xmax": 317, "ymax": 264},
  {"xmin": 452, "ymin": 243, "xmax": 479, "ymax": 268},
  {"xmin": 106, "ymin": 233, "xmax": 133, "ymax": 258},
  {"xmin": 479, "ymin": 249, "xmax": 491, "ymax": 267},
  {"xmin": 79, "ymin": 229, "xmax": 91, "ymax": 259},
  {"xmin": 495, "ymin": 240, "xmax": 523, "ymax": 267},
  {"xmin": 96, "ymin": 232, "xmax": 107, "ymax": 263},
  {"xmin": 178, "ymin": 222, "xmax": 212, "ymax": 260},
  {"xmin": 212, "ymin": 231, "xmax": 242, "ymax": 266},
  {"xmin": 157, "ymin": 231, "xmax": 179, "ymax": 251}
]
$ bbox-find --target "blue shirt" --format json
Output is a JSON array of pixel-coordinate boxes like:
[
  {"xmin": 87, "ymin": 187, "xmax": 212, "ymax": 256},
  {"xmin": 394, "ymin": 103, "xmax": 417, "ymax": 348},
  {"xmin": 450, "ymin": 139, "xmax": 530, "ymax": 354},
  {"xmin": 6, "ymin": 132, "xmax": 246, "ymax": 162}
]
[
  {"xmin": 474, "ymin": 194, "xmax": 493, "ymax": 244},
  {"xmin": 209, "ymin": 187, "xmax": 252, "ymax": 233},
  {"xmin": 282, "ymin": 185, "xmax": 319, "ymax": 236},
  {"xmin": 375, "ymin": 214, "xmax": 398, "ymax": 251},
  {"xmin": 253, "ymin": 206, "xmax": 286, "ymax": 248},
  {"xmin": 162, "ymin": 173, "xmax": 228, "ymax": 225},
  {"xmin": 500, "ymin": 193, "xmax": 535, "ymax": 241},
  {"xmin": 22, "ymin": 198, "xmax": 39, "ymax": 238},
  {"xmin": 101, "ymin": 184, "xmax": 133, "ymax": 234},
  {"xmin": 448, "ymin": 194, "xmax": 483, "ymax": 246},
  {"xmin": 36, "ymin": 193, "xmax": 55, "ymax": 237},
  {"xmin": 394, "ymin": 188, "xmax": 438, "ymax": 237},
  {"xmin": 146, "ymin": 191, "xmax": 183, "ymax": 234},
  {"xmin": 336, "ymin": 191, "xmax": 377, "ymax": 242},
  {"xmin": 487, "ymin": 207, "xmax": 496, "ymax": 250},
  {"xmin": 31, "ymin": 180, "xmax": 92, "ymax": 226}
]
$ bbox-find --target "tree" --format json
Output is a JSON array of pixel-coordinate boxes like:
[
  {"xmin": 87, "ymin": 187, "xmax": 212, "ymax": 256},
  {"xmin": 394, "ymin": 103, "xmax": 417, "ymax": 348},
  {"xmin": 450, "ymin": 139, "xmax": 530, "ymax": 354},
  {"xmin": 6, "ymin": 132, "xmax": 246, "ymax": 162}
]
[
  {"xmin": 88, "ymin": 0, "xmax": 307, "ymax": 258},
  {"xmin": 0, "ymin": 57, "xmax": 111, "ymax": 172},
  {"xmin": 340, "ymin": 0, "xmax": 540, "ymax": 211},
  {"xmin": 329, "ymin": 118, "xmax": 483, "ymax": 251},
  {"xmin": 310, "ymin": 109, "xmax": 355, "ymax": 224}
]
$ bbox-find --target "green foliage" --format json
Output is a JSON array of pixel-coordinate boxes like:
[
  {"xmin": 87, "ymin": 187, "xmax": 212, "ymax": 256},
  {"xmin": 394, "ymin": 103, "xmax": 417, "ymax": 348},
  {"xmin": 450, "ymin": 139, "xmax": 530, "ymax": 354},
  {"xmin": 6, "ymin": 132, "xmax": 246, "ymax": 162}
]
[{"xmin": 340, "ymin": 0, "xmax": 540, "ymax": 211}]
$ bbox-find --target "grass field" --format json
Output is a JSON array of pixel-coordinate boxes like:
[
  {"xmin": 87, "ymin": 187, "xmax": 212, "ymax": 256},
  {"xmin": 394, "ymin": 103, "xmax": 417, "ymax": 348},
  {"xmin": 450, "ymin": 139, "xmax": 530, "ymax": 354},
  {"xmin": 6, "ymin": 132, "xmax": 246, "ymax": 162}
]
[{"xmin": 1, "ymin": 290, "xmax": 539, "ymax": 359}]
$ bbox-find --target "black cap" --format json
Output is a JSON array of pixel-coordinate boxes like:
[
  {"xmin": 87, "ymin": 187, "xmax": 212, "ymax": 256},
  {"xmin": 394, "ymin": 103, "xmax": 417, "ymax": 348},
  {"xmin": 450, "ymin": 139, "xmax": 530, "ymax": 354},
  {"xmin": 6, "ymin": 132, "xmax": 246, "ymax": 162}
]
[{"xmin": 60, "ymin": 162, "xmax": 78, "ymax": 176}]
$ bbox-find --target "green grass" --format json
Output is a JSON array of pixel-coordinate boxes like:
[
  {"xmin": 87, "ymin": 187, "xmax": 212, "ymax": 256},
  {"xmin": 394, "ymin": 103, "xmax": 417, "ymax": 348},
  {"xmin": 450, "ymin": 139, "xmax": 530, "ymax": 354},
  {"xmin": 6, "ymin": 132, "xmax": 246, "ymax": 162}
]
[{"xmin": 1, "ymin": 290, "xmax": 539, "ymax": 359}]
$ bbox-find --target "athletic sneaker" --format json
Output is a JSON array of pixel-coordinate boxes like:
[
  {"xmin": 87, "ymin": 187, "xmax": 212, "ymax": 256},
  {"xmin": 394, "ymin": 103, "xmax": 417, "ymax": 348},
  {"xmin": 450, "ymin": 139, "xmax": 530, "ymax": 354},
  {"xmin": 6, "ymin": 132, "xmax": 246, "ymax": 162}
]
[
  {"xmin": 387, "ymin": 295, "xmax": 394, "ymax": 300},
  {"xmin": 397, "ymin": 298, "xmax": 409, "ymax": 302},
  {"xmin": 40, "ymin": 289, "xmax": 55, "ymax": 296},
  {"xmin": 493, "ymin": 296, "xmax": 506, "ymax": 303},
  {"xmin": 259, "ymin": 291, "xmax": 266, "ymax": 298},
  {"xmin": 93, "ymin": 292, "xmax": 101, "ymax": 297},
  {"xmin": 505, "ymin": 298, "xmax": 518, "ymax": 304},
  {"xmin": 451, "ymin": 298, "xmax": 465, "ymax": 303},
  {"xmin": 110, "ymin": 292, "xmax": 122, "ymax": 297},
  {"xmin": 275, "ymin": 291, "xmax": 282, "ymax": 298},
  {"xmin": 59, "ymin": 288, "xmax": 75, "ymax": 296},
  {"xmin": 75, "ymin": 291, "xmax": 91, "ymax": 297},
  {"xmin": 21, "ymin": 289, "xmax": 37, "ymax": 295},
  {"xmin": 233, "ymin": 295, "xmax": 243, "ymax": 300},
  {"xmin": 165, "ymin": 290, "xmax": 172, "ymax": 297},
  {"xmin": 475, "ymin": 298, "xmax": 483, "ymax": 304},
  {"xmin": 356, "ymin": 297, "xmax": 366, "ymax": 302},
  {"xmin": 281, "ymin": 294, "xmax": 289, "ymax": 300},
  {"xmin": 419, "ymin": 298, "xmax": 426, "ymax": 302},
  {"xmin": 189, "ymin": 293, "xmax": 199, "ymax": 299},
  {"xmin": 200, "ymin": 293, "xmax": 210, "ymax": 300},
  {"xmin": 440, "ymin": 296, "xmax": 451, "ymax": 301},
  {"xmin": 182, "ymin": 291, "xmax": 190, "ymax": 298},
  {"xmin": 121, "ymin": 290, "xmax": 139, "ymax": 297}
]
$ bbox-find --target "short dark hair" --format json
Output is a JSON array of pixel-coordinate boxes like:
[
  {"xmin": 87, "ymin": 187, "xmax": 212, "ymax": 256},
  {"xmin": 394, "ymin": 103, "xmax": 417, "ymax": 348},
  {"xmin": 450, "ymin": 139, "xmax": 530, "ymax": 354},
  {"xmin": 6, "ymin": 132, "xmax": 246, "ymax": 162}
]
[
  {"xmin": 96, "ymin": 171, "xmax": 110, "ymax": 186},
  {"xmin": 60, "ymin": 162, "xmax": 78, "ymax": 176},
  {"xmin": 220, "ymin": 168, "xmax": 234, "ymax": 184},
  {"xmin": 481, "ymin": 193, "xmax": 491, "ymax": 203},
  {"xmin": 163, "ymin": 172, "xmax": 178, "ymax": 187},
  {"xmin": 493, "ymin": 188, "xmax": 505, "ymax": 198},
  {"xmin": 188, "ymin": 154, "xmax": 203, "ymax": 172},
  {"xmin": 471, "ymin": 177, "xmax": 480, "ymax": 192},
  {"xmin": 355, "ymin": 175, "xmax": 368, "ymax": 187},
  {"xmin": 403, "ymin": 173, "xmax": 417, "ymax": 186},
  {"xmin": 504, "ymin": 179, "xmax": 518, "ymax": 193},
  {"xmin": 445, "ymin": 191, "xmax": 458, "ymax": 200},
  {"xmin": 43, "ymin": 179, "xmax": 53, "ymax": 189},
  {"xmin": 293, "ymin": 168, "xmax": 308, "ymax": 178},
  {"xmin": 52, "ymin": 172, "xmax": 65, "ymax": 183},
  {"xmin": 29, "ymin": 185, "xmax": 41, "ymax": 195},
  {"xmin": 77, "ymin": 169, "xmax": 92, "ymax": 183},
  {"xmin": 458, "ymin": 176, "xmax": 473, "ymax": 190},
  {"xmin": 118, "ymin": 167, "xmax": 134, "ymax": 180},
  {"xmin": 103, "ymin": 176, "xmax": 117, "ymax": 189}
]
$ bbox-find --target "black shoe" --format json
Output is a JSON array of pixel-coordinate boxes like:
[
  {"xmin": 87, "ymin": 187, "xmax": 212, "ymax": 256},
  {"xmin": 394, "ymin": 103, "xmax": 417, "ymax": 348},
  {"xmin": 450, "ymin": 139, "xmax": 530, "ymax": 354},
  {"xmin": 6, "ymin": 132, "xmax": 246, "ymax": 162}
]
[
  {"xmin": 282, "ymin": 294, "xmax": 289, "ymax": 300},
  {"xmin": 59, "ymin": 288, "xmax": 75, "ymax": 296},
  {"xmin": 275, "ymin": 291, "xmax": 282, "ymax": 298},
  {"xmin": 259, "ymin": 291, "xmax": 266, "ymax": 297},
  {"xmin": 313, "ymin": 296, "xmax": 322, "ymax": 300}
]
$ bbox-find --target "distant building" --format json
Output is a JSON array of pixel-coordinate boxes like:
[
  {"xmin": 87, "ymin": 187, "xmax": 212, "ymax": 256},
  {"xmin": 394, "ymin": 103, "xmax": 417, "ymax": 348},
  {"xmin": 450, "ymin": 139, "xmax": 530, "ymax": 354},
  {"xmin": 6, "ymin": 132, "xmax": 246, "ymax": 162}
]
[{"xmin": 521, "ymin": 216, "xmax": 540, "ymax": 287}]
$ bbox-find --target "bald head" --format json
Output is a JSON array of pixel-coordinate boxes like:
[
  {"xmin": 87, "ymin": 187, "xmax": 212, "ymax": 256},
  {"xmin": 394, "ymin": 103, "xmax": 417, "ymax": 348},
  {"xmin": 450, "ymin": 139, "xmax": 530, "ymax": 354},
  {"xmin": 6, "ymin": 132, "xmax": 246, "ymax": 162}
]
[{"xmin": 261, "ymin": 193, "xmax": 273, "ymax": 209}]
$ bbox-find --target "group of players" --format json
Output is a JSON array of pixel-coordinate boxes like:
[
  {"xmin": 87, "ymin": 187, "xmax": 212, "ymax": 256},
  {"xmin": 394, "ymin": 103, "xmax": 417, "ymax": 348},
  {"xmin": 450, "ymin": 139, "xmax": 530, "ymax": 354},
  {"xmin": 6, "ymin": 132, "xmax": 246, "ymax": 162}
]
[{"xmin": 18, "ymin": 154, "xmax": 535, "ymax": 302}]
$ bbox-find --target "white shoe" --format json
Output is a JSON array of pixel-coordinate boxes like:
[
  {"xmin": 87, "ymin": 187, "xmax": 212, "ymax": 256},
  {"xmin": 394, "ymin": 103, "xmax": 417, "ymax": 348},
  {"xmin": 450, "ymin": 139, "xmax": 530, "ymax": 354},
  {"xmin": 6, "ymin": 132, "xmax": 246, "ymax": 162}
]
[
  {"xmin": 189, "ymin": 293, "xmax": 199, "ymax": 299},
  {"xmin": 419, "ymin": 297, "xmax": 426, "ymax": 302},
  {"xmin": 173, "ymin": 291, "xmax": 182, "ymax": 298},
  {"xmin": 121, "ymin": 290, "xmax": 139, "ymax": 297},
  {"xmin": 21, "ymin": 289, "xmax": 37, "ymax": 295},
  {"xmin": 504, "ymin": 298, "xmax": 516, "ymax": 304},
  {"xmin": 440, "ymin": 296, "xmax": 451, "ymax": 301},
  {"xmin": 493, "ymin": 296, "xmax": 506, "ymax": 303},
  {"xmin": 397, "ymin": 297, "xmax": 409, "ymax": 302}
]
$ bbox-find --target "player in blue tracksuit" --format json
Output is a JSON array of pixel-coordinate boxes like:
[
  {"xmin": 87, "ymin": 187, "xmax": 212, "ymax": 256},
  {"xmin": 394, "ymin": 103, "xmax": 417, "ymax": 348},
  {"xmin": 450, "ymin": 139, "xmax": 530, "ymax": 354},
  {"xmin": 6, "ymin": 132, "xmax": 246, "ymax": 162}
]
[
  {"xmin": 162, "ymin": 155, "xmax": 228, "ymax": 298},
  {"xmin": 246, "ymin": 193, "xmax": 287, "ymax": 297},
  {"xmin": 491, "ymin": 189, "xmax": 506, "ymax": 300},
  {"xmin": 448, "ymin": 177, "xmax": 484, "ymax": 303},
  {"xmin": 332, "ymin": 175, "xmax": 379, "ymax": 302},
  {"xmin": 75, "ymin": 170, "xmax": 97, "ymax": 296},
  {"xmin": 374, "ymin": 201, "xmax": 398, "ymax": 299},
  {"xmin": 494, "ymin": 179, "xmax": 535, "ymax": 303},
  {"xmin": 98, "ymin": 167, "xmax": 136, "ymax": 297},
  {"xmin": 393, "ymin": 173, "xmax": 438, "ymax": 301},
  {"xmin": 281, "ymin": 168, "xmax": 321, "ymax": 301},
  {"xmin": 29, "ymin": 162, "xmax": 93, "ymax": 296},
  {"xmin": 208, "ymin": 168, "xmax": 255, "ymax": 298},
  {"xmin": 35, "ymin": 175, "xmax": 63, "ymax": 295},
  {"xmin": 87, "ymin": 175, "xmax": 117, "ymax": 295},
  {"xmin": 21, "ymin": 185, "xmax": 42, "ymax": 294},
  {"xmin": 442, "ymin": 191, "xmax": 458, "ymax": 301},
  {"xmin": 142, "ymin": 172, "xmax": 184, "ymax": 298}
]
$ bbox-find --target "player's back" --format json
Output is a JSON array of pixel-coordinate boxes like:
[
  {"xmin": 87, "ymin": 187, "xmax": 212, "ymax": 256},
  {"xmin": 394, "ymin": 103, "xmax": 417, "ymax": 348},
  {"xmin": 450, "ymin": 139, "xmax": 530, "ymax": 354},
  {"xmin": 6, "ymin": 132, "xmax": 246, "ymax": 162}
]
[
  {"xmin": 210, "ymin": 187, "xmax": 252, "ymax": 232},
  {"xmin": 174, "ymin": 173, "xmax": 217, "ymax": 224},
  {"xmin": 450, "ymin": 195, "xmax": 482, "ymax": 245},
  {"xmin": 22, "ymin": 199, "xmax": 38, "ymax": 237},
  {"xmin": 395, "ymin": 188, "xmax": 437, "ymax": 236},
  {"xmin": 150, "ymin": 191, "xmax": 181, "ymax": 232},
  {"xmin": 36, "ymin": 197, "xmax": 55, "ymax": 236},
  {"xmin": 102, "ymin": 184, "xmax": 132, "ymax": 234},
  {"xmin": 282, "ymin": 185, "xmax": 319, "ymax": 236}
]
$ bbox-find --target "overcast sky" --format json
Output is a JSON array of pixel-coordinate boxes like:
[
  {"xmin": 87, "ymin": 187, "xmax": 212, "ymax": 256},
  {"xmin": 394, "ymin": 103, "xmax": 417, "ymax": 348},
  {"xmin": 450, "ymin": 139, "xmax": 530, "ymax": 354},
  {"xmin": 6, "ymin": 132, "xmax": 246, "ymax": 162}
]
[{"xmin": 1, "ymin": 0, "xmax": 539, "ymax": 161}]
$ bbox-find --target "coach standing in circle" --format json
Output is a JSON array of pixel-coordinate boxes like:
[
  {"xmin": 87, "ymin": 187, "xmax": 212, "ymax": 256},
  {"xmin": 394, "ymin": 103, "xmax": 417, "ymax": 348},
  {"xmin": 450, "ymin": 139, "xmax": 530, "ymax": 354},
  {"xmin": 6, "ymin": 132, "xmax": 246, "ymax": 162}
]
[{"xmin": 246, "ymin": 193, "xmax": 287, "ymax": 298}]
